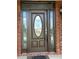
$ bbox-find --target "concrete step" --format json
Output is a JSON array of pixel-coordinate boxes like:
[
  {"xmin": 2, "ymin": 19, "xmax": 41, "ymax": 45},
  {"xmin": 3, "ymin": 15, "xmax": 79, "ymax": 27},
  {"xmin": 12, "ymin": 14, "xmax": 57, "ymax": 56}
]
[{"xmin": 18, "ymin": 55, "xmax": 62, "ymax": 59}]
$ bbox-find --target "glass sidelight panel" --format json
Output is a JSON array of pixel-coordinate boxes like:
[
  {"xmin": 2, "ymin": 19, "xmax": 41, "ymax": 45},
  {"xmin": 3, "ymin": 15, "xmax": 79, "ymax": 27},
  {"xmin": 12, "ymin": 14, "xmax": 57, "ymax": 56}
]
[
  {"xmin": 22, "ymin": 11, "xmax": 27, "ymax": 49},
  {"xmin": 49, "ymin": 10, "xmax": 54, "ymax": 51}
]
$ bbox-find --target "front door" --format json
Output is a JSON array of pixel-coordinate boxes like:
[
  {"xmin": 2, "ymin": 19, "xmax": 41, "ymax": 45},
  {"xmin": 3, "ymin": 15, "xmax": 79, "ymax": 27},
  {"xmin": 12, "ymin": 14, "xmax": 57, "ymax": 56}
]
[{"xmin": 27, "ymin": 10, "xmax": 48, "ymax": 52}]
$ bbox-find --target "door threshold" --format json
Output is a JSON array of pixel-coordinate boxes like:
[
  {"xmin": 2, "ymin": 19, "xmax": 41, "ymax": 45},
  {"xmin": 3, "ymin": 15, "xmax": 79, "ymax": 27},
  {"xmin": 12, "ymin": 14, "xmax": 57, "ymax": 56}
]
[{"xmin": 21, "ymin": 52, "xmax": 56, "ymax": 56}]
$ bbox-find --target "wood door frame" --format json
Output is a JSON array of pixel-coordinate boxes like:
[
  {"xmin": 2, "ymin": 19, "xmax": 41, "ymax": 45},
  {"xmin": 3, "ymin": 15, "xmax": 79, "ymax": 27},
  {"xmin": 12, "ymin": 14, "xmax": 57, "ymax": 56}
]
[{"xmin": 21, "ymin": 1, "xmax": 56, "ymax": 53}]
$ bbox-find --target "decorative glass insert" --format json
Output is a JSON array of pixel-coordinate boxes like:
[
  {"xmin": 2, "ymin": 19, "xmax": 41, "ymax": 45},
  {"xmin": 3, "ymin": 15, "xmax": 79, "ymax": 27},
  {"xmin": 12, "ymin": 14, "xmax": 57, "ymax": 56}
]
[
  {"xmin": 49, "ymin": 10, "xmax": 54, "ymax": 51},
  {"xmin": 34, "ymin": 16, "xmax": 42, "ymax": 37},
  {"xmin": 22, "ymin": 11, "xmax": 27, "ymax": 49}
]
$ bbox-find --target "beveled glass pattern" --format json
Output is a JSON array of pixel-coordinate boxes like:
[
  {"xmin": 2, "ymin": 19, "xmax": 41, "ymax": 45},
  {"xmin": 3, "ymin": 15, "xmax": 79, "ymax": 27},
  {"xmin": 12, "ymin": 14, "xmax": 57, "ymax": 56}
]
[{"xmin": 34, "ymin": 16, "xmax": 42, "ymax": 37}]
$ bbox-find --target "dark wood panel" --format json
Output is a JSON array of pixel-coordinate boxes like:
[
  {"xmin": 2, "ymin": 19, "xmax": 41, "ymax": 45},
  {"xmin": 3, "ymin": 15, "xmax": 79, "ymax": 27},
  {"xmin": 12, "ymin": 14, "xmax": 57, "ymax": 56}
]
[{"xmin": 29, "ymin": 10, "xmax": 47, "ymax": 52}]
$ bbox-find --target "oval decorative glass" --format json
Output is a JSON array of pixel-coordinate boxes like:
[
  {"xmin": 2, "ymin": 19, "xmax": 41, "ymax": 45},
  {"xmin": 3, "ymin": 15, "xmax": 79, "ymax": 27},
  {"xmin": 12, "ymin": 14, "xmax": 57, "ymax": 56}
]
[{"xmin": 34, "ymin": 16, "xmax": 42, "ymax": 37}]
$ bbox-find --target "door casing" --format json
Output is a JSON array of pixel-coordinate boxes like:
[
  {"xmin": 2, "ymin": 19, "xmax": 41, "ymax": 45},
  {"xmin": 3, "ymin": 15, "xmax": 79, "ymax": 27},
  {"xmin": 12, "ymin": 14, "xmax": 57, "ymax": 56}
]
[{"xmin": 21, "ymin": 1, "xmax": 55, "ymax": 53}]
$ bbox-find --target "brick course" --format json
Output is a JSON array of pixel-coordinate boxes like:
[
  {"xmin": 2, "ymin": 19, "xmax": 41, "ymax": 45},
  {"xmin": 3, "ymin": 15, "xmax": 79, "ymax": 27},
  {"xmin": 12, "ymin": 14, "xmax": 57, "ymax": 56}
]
[
  {"xmin": 17, "ymin": 0, "xmax": 22, "ymax": 56},
  {"xmin": 55, "ymin": 1, "xmax": 62, "ymax": 54}
]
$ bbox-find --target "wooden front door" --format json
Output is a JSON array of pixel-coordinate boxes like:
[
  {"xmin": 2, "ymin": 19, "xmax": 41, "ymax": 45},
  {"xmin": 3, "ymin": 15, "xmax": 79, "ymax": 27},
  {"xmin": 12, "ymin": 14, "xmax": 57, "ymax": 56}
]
[{"xmin": 27, "ymin": 10, "xmax": 48, "ymax": 52}]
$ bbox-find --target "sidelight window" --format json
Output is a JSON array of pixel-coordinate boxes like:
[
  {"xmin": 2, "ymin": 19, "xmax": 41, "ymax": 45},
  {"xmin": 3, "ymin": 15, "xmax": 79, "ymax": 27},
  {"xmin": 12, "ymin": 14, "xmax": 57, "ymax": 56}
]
[
  {"xmin": 49, "ymin": 10, "xmax": 55, "ymax": 51},
  {"xmin": 22, "ymin": 11, "xmax": 27, "ymax": 49}
]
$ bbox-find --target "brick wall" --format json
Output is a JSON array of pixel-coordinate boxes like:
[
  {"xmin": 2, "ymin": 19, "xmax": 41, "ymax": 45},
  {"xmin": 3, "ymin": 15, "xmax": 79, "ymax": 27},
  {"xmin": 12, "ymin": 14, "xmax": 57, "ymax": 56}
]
[
  {"xmin": 17, "ymin": 0, "xmax": 22, "ymax": 56},
  {"xmin": 55, "ymin": 1, "xmax": 62, "ymax": 54},
  {"xmin": 17, "ymin": 1, "xmax": 62, "ymax": 56}
]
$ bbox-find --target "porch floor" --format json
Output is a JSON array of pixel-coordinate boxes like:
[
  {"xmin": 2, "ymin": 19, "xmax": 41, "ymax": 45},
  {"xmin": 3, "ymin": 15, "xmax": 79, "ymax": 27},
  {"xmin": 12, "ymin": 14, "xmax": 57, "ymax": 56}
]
[{"xmin": 17, "ymin": 55, "xmax": 62, "ymax": 59}]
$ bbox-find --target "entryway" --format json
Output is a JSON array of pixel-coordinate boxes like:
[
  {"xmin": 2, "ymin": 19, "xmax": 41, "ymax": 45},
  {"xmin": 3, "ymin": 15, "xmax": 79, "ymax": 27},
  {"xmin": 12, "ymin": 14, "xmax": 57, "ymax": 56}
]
[{"xmin": 21, "ymin": 1, "xmax": 55, "ymax": 53}]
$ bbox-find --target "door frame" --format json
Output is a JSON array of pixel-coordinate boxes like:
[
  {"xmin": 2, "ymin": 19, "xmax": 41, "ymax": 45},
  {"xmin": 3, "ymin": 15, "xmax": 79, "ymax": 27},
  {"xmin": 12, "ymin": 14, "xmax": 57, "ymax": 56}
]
[{"xmin": 21, "ymin": 1, "xmax": 56, "ymax": 53}]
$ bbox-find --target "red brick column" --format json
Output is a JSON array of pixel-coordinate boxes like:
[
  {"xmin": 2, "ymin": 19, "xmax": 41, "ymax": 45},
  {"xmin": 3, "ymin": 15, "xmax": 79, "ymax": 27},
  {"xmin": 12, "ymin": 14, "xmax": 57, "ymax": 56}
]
[
  {"xmin": 17, "ymin": 0, "xmax": 22, "ymax": 56},
  {"xmin": 55, "ymin": 1, "xmax": 62, "ymax": 55}
]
